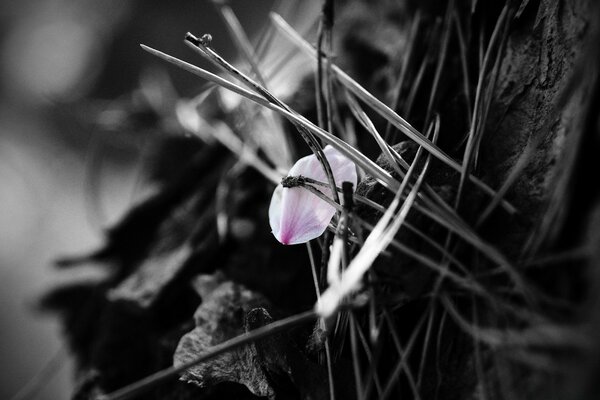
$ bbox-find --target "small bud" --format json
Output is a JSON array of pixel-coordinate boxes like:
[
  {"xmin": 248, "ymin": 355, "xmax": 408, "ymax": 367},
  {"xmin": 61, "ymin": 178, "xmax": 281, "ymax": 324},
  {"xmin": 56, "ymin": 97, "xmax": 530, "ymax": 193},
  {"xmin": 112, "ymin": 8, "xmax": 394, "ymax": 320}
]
[{"xmin": 200, "ymin": 33, "xmax": 213, "ymax": 46}]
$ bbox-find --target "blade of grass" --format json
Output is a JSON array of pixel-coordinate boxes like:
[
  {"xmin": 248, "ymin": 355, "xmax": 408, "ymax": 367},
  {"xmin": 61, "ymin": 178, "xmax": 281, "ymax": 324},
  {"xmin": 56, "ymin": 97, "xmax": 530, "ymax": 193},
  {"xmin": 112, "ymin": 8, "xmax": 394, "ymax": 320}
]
[
  {"xmin": 403, "ymin": 50, "xmax": 429, "ymax": 118},
  {"xmin": 344, "ymin": 90, "xmax": 404, "ymax": 177},
  {"xmin": 315, "ymin": 7, "xmax": 340, "ymax": 384},
  {"xmin": 453, "ymin": 10, "xmax": 473, "ymax": 126},
  {"xmin": 322, "ymin": 0, "xmax": 335, "ymax": 136},
  {"xmin": 360, "ymin": 316, "xmax": 386, "ymax": 399},
  {"xmin": 9, "ymin": 346, "xmax": 68, "ymax": 400},
  {"xmin": 433, "ymin": 307, "xmax": 448, "ymax": 400},
  {"xmin": 516, "ymin": 0, "xmax": 532, "ymax": 18},
  {"xmin": 212, "ymin": 1, "xmax": 267, "ymax": 86},
  {"xmin": 416, "ymin": 303, "xmax": 436, "ymax": 389},
  {"xmin": 472, "ymin": 294, "xmax": 490, "ymax": 400},
  {"xmin": 455, "ymin": 5, "xmax": 508, "ymax": 210},
  {"xmin": 380, "ymin": 309, "xmax": 424, "ymax": 400},
  {"xmin": 324, "ymin": 337, "xmax": 337, "ymax": 400},
  {"xmin": 349, "ymin": 312, "xmax": 366, "ymax": 400},
  {"xmin": 423, "ymin": 0, "xmax": 454, "ymax": 129},
  {"xmin": 215, "ymin": 160, "xmax": 244, "ymax": 241},
  {"xmin": 351, "ymin": 311, "xmax": 384, "ymax": 396},
  {"xmin": 472, "ymin": 10, "xmax": 511, "ymax": 167},
  {"xmin": 476, "ymin": 132, "xmax": 541, "ymax": 226},
  {"xmin": 384, "ymin": 10, "xmax": 421, "ymax": 142},
  {"xmin": 307, "ymin": 241, "xmax": 322, "ymax": 297},
  {"xmin": 314, "ymin": 0, "xmax": 334, "ymax": 132},
  {"xmin": 440, "ymin": 294, "xmax": 590, "ymax": 350}
]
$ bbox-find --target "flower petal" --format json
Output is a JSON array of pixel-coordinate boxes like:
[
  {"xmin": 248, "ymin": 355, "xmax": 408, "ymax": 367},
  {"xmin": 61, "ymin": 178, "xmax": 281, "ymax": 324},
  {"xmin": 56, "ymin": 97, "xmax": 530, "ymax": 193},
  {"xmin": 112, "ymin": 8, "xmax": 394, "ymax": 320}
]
[
  {"xmin": 269, "ymin": 145, "xmax": 358, "ymax": 245},
  {"xmin": 268, "ymin": 185, "xmax": 283, "ymax": 241}
]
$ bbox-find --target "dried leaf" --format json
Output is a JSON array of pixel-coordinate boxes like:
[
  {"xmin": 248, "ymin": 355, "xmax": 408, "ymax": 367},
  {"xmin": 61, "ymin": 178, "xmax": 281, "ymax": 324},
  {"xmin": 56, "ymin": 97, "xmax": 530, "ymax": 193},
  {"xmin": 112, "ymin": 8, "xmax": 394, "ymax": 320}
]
[
  {"xmin": 176, "ymin": 273, "xmax": 354, "ymax": 399},
  {"xmin": 175, "ymin": 274, "xmax": 282, "ymax": 397}
]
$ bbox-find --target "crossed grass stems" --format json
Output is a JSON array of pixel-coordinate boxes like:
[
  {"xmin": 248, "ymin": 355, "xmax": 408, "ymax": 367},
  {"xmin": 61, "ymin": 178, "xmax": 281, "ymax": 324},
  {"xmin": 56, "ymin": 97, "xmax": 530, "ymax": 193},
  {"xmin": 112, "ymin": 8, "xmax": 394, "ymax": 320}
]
[{"xmin": 93, "ymin": 4, "xmax": 580, "ymax": 400}]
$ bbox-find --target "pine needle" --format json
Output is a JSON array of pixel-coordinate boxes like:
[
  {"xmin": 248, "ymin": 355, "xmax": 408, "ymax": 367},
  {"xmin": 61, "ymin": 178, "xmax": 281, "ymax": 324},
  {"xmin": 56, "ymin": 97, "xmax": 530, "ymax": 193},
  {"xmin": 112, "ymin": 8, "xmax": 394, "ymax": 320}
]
[
  {"xmin": 384, "ymin": 10, "xmax": 421, "ymax": 142},
  {"xmin": 349, "ymin": 312, "xmax": 366, "ymax": 400},
  {"xmin": 440, "ymin": 294, "xmax": 591, "ymax": 350},
  {"xmin": 423, "ymin": 0, "xmax": 454, "ymax": 129},
  {"xmin": 455, "ymin": 5, "xmax": 509, "ymax": 210},
  {"xmin": 380, "ymin": 309, "xmax": 424, "ymax": 400},
  {"xmin": 453, "ymin": 10, "xmax": 474, "ymax": 126},
  {"xmin": 212, "ymin": 1, "xmax": 267, "ymax": 86}
]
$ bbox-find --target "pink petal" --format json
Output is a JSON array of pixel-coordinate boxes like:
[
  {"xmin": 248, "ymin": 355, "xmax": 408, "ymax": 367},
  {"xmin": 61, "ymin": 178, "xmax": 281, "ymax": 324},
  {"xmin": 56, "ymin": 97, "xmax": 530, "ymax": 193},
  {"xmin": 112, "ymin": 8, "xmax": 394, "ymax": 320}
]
[{"xmin": 269, "ymin": 145, "xmax": 358, "ymax": 245}]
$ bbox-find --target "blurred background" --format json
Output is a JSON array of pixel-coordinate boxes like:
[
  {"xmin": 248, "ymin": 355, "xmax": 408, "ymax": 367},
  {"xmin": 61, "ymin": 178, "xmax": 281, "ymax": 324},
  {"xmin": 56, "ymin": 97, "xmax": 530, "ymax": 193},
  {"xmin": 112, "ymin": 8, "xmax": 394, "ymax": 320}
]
[{"xmin": 0, "ymin": 0, "xmax": 276, "ymax": 398}]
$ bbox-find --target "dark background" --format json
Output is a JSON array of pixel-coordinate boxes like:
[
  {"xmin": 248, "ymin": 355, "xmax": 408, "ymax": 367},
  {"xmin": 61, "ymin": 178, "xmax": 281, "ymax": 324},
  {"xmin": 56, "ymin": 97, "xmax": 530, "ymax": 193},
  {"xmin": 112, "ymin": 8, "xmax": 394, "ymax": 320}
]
[{"xmin": 0, "ymin": 0, "xmax": 274, "ymax": 398}]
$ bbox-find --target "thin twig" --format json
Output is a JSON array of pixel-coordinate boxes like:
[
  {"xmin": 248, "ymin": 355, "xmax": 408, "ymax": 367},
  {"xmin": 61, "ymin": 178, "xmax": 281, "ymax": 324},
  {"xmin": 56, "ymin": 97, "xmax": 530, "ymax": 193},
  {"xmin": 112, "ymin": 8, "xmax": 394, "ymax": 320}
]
[
  {"xmin": 423, "ymin": 0, "xmax": 454, "ymax": 129},
  {"xmin": 212, "ymin": 1, "xmax": 267, "ymax": 86},
  {"xmin": 384, "ymin": 10, "xmax": 421, "ymax": 142},
  {"xmin": 9, "ymin": 346, "xmax": 68, "ymax": 400}
]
